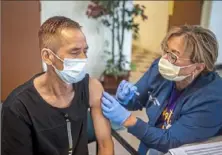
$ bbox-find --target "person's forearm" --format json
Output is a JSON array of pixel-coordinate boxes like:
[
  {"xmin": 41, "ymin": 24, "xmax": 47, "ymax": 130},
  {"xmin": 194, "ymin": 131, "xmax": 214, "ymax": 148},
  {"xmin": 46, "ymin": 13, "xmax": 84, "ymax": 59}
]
[
  {"xmin": 98, "ymin": 140, "xmax": 114, "ymax": 155},
  {"xmin": 126, "ymin": 117, "xmax": 177, "ymax": 153},
  {"xmin": 123, "ymin": 114, "xmax": 138, "ymax": 127},
  {"xmin": 123, "ymin": 115, "xmax": 173, "ymax": 153}
]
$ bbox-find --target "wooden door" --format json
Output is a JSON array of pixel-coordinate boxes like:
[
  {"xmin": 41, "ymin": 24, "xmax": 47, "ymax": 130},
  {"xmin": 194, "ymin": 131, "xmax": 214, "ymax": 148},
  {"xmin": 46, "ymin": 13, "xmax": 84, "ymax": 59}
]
[
  {"xmin": 1, "ymin": 1, "xmax": 42, "ymax": 101},
  {"xmin": 168, "ymin": 0, "xmax": 203, "ymax": 30}
]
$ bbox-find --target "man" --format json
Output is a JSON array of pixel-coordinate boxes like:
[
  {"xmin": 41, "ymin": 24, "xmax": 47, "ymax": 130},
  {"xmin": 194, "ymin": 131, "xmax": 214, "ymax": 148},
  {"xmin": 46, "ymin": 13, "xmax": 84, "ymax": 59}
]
[{"xmin": 1, "ymin": 16, "xmax": 114, "ymax": 155}]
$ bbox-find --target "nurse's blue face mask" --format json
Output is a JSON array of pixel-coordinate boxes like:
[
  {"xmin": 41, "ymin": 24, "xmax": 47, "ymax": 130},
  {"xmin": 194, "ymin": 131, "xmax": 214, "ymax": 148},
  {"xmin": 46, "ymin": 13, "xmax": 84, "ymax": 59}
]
[{"xmin": 48, "ymin": 49, "xmax": 87, "ymax": 84}]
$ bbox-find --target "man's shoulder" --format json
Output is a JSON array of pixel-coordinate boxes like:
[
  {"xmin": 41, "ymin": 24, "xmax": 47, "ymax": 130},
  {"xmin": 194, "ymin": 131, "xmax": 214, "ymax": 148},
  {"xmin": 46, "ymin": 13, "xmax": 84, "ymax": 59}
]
[
  {"xmin": 3, "ymin": 91, "xmax": 27, "ymax": 119},
  {"xmin": 3, "ymin": 79, "xmax": 34, "ymax": 112},
  {"xmin": 88, "ymin": 77, "xmax": 104, "ymax": 107},
  {"xmin": 3, "ymin": 73, "xmax": 44, "ymax": 105},
  {"xmin": 89, "ymin": 77, "xmax": 103, "ymax": 90}
]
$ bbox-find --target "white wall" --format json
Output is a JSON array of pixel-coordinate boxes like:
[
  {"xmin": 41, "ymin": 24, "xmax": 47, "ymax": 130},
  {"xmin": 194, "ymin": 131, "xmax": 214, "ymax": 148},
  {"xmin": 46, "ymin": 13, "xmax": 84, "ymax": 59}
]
[
  {"xmin": 40, "ymin": 1, "xmax": 132, "ymax": 78},
  {"xmin": 208, "ymin": 1, "xmax": 222, "ymax": 64}
]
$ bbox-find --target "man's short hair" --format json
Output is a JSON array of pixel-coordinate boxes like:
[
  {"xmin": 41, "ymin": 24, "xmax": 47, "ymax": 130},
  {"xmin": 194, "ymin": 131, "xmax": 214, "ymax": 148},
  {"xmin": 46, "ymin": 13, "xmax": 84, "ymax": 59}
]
[{"xmin": 38, "ymin": 16, "xmax": 82, "ymax": 52}]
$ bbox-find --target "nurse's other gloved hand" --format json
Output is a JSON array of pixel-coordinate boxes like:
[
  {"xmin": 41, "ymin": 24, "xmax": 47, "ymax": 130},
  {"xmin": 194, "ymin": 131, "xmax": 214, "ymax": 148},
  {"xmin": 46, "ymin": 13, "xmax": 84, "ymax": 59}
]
[
  {"xmin": 116, "ymin": 80, "xmax": 138, "ymax": 105},
  {"xmin": 102, "ymin": 92, "xmax": 131, "ymax": 126}
]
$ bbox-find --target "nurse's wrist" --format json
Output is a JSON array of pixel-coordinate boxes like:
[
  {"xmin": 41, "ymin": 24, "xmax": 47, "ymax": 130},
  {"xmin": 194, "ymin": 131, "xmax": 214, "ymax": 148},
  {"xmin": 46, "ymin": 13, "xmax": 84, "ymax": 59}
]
[{"xmin": 123, "ymin": 114, "xmax": 137, "ymax": 127}]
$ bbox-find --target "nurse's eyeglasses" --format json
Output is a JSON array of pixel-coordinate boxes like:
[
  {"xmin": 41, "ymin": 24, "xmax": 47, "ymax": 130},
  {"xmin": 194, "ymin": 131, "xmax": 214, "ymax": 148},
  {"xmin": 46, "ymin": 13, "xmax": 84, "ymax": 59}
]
[{"xmin": 163, "ymin": 48, "xmax": 190, "ymax": 64}]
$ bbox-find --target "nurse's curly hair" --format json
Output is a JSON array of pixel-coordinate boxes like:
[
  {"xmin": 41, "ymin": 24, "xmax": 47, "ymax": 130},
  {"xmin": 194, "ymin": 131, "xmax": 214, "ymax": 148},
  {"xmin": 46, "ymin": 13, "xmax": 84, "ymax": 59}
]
[
  {"xmin": 161, "ymin": 25, "xmax": 218, "ymax": 73},
  {"xmin": 38, "ymin": 16, "xmax": 82, "ymax": 52}
]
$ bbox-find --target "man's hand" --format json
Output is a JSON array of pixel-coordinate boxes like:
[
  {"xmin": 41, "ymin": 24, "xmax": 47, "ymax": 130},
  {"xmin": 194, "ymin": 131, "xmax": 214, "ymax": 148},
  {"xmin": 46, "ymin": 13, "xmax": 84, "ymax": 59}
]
[{"xmin": 89, "ymin": 78, "xmax": 114, "ymax": 155}]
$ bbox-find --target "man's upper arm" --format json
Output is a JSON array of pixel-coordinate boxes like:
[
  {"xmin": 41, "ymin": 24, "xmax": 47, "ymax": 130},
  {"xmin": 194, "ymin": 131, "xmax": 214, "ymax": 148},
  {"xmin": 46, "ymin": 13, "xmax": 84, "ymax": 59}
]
[
  {"xmin": 89, "ymin": 78, "xmax": 113, "ymax": 149},
  {"xmin": 1, "ymin": 103, "xmax": 33, "ymax": 155}
]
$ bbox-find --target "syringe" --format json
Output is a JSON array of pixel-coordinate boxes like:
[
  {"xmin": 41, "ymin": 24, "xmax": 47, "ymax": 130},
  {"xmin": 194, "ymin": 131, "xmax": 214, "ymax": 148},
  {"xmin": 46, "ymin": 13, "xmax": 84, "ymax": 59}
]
[{"xmin": 134, "ymin": 91, "xmax": 140, "ymax": 96}]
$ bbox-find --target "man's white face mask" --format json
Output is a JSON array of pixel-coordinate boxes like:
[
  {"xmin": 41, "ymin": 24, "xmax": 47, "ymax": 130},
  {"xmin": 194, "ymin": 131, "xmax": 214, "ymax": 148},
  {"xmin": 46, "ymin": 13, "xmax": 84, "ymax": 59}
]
[
  {"xmin": 49, "ymin": 50, "xmax": 87, "ymax": 84},
  {"xmin": 158, "ymin": 57, "xmax": 194, "ymax": 81}
]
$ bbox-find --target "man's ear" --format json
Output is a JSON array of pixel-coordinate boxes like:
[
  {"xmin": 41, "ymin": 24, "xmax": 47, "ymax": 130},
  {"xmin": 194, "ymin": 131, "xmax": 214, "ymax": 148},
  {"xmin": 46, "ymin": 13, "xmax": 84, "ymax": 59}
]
[{"xmin": 41, "ymin": 48, "xmax": 54, "ymax": 65}]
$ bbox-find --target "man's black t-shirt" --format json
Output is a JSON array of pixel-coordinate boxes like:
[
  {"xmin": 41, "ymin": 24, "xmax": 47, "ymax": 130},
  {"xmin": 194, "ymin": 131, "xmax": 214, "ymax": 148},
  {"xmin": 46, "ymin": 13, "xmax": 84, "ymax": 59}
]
[{"xmin": 1, "ymin": 73, "xmax": 90, "ymax": 155}]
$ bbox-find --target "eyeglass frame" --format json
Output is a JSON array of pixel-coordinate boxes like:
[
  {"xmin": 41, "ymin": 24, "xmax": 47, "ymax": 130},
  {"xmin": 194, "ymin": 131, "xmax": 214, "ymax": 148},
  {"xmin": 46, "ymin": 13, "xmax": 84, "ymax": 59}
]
[{"xmin": 162, "ymin": 47, "xmax": 191, "ymax": 64}]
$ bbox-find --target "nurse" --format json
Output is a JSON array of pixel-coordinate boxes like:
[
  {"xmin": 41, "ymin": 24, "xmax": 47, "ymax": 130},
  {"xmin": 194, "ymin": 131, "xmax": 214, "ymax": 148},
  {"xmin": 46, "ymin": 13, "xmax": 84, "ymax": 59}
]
[{"xmin": 101, "ymin": 25, "xmax": 222, "ymax": 154}]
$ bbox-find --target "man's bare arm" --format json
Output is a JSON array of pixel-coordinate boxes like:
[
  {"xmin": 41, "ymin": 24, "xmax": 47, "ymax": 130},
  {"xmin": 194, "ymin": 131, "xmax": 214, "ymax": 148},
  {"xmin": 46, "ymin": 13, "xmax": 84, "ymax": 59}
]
[{"xmin": 89, "ymin": 78, "xmax": 114, "ymax": 155}]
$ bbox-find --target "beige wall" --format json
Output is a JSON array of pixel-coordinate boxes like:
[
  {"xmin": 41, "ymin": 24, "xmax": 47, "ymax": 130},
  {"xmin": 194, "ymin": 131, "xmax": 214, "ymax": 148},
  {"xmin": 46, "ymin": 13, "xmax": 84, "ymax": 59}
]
[
  {"xmin": 200, "ymin": 1, "xmax": 212, "ymax": 28},
  {"xmin": 133, "ymin": 1, "xmax": 169, "ymax": 54}
]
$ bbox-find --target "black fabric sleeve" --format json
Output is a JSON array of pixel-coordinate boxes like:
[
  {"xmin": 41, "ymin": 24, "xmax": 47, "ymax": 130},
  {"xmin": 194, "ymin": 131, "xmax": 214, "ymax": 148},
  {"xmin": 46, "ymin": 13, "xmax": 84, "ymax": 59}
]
[{"xmin": 1, "ymin": 104, "xmax": 33, "ymax": 155}]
